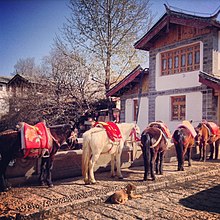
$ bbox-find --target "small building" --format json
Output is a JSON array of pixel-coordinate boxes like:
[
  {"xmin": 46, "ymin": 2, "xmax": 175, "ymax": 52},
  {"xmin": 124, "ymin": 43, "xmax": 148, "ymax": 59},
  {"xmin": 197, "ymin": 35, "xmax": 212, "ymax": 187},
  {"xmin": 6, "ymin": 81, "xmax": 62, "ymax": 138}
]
[
  {"xmin": 0, "ymin": 73, "xmax": 49, "ymax": 121},
  {"xmin": 107, "ymin": 5, "xmax": 220, "ymax": 132}
]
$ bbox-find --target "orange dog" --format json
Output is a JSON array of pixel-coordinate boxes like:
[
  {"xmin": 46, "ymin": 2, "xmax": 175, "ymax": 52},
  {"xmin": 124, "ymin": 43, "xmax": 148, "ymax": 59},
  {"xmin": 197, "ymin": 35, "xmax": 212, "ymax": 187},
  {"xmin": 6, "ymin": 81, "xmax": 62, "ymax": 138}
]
[{"xmin": 110, "ymin": 183, "xmax": 142, "ymax": 204}]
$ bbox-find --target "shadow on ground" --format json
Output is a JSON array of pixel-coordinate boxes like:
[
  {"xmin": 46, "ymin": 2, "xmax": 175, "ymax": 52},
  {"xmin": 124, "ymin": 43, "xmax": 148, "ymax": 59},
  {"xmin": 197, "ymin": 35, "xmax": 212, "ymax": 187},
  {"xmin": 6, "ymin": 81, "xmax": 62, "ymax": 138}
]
[{"xmin": 179, "ymin": 184, "xmax": 220, "ymax": 214}]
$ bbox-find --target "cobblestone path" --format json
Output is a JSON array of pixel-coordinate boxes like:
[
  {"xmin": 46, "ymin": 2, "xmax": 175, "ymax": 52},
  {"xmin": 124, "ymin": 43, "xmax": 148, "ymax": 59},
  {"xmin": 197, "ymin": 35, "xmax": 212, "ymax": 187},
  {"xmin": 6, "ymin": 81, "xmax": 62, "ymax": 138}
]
[
  {"xmin": 55, "ymin": 173, "xmax": 220, "ymax": 220},
  {"xmin": 1, "ymin": 161, "xmax": 220, "ymax": 219}
]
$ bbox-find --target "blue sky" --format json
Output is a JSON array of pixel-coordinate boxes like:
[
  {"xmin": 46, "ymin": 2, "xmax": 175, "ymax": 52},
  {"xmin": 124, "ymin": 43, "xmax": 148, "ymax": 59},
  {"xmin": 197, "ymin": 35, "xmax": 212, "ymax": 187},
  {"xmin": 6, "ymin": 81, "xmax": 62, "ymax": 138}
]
[{"xmin": 0, "ymin": 0, "xmax": 220, "ymax": 76}]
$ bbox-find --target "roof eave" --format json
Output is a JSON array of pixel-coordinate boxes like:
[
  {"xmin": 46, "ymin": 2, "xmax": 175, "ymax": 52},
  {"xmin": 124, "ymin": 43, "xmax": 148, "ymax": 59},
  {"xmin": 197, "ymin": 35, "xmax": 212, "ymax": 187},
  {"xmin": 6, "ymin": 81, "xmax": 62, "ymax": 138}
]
[
  {"xmin": 134, "ymin": 8, "xmax": 220, "ymax": 51},
  {"xmin": 106, "ymin": 65, "xmax": 146, "ymax": 97}
]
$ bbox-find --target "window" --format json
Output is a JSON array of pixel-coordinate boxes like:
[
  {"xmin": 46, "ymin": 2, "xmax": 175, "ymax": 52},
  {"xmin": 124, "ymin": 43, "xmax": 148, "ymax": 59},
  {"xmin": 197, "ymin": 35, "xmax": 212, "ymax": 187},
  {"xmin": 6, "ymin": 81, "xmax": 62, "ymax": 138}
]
[
  {"xmin": 161, "ymin": 43, "xmax": 200, "ymax": 75},
  {"xmin": 133, "ymin": 99, "xmax": 138, "ymax": 121},
  {"xmin": 171, "ymin": 95, "xmax": 186, "ymax": 121}
]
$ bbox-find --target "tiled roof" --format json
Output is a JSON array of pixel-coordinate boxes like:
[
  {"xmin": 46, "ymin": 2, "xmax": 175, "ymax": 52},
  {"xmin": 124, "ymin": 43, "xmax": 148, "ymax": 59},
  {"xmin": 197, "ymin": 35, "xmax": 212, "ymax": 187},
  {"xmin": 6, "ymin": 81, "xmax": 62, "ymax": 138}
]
[
  {"xmin": 134, "ymin": 4, "xmax": 220, "ymax": 51},
  {"xmin": 0, "ymin": 76, "xmax": 12, "ymax": 84},
  {"xmin": 199, "ymin": 71, "xmax": 220, "ymax": 90},
  {"xmin": 106, "ymin": 65, "xmax": 148, "ymax": 97}
]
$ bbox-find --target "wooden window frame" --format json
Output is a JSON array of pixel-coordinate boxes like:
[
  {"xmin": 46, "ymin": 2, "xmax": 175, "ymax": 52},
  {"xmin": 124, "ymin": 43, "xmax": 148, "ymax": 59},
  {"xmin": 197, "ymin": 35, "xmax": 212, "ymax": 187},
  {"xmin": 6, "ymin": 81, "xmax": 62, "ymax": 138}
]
[
  {"xmin": 161, "ymin": 43, "xmax": 200, "ymax": 76},
  {"xmin": 171, "ymin": 95, "xmax": 186, "ymax": 121}
]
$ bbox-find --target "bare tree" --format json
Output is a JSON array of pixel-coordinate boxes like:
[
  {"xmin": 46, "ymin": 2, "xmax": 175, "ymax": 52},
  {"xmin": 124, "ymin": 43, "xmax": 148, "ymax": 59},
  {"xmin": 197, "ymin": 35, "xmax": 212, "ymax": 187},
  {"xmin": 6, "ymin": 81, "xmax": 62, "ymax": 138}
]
[
  {"xmin": 59, "ymin": 0, "xmax": 153, "ymax": 94},
  {"xmin": 14, "ymin": 57, "xmax": 41, "ymax": 77},
  {"xmin": 42, "ymin": 46, "xmax": 104, "ymax": 123}
]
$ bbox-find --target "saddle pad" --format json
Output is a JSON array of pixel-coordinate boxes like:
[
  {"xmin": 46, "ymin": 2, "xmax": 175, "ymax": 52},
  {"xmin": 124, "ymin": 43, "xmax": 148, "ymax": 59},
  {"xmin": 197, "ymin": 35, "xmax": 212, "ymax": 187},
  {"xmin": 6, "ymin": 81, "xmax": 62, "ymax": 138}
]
[
  {"xmin": 21, "ymin": 122, "xmax": 50, "ymax": 158},
  {"xmin": 207, "ymin": 122, "xmax": 219, "ymax": 136},
  {"xmin": 178, "ymin": 120, "xmax": 197, "ymax": 138},
  {"xmin": 149, "ymin": 122, "xmax": 172, "ymax": 139},
  {"xmin": 94, "ymin": 121, "xmax": 122, "ymax": 142}
]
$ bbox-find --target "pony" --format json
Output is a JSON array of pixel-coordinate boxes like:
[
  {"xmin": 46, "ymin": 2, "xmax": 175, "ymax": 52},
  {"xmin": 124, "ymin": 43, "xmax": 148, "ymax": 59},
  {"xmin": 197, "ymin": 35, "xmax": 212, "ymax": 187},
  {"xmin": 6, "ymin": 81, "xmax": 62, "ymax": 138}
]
[
  {"xmin": 172, "ymin": 121, "xmax": 196, "ymax": 171},
  {"xmin": 141, "ymin": 121, "xmax": 171, "ymax": 181},
  {"xmin": 0, "ymin": 123, "xmax": 72, "ymax": 192},
  {"xmin": 81, "ymin": 122, "xmax": 140, "ymax": 184},
  {"xmin": 195, "ymin": 121, "xmax": 220, "ymax": 161}
]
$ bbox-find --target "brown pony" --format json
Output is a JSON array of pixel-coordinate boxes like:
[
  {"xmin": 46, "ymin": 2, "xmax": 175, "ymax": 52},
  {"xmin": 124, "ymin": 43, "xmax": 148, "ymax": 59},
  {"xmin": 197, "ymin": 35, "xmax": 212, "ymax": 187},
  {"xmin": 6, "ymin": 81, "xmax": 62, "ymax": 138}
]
[
  {"xmin": 141, "ymin": 122, "xmax": 171, "ymax": 181},
  {"xmin": 172, "ymin": 121, "xmax": 196, "ymax": 171},
  {"xmin": 0, "ymin": 123, "xmax": 72, "ymax": 192},
  {"xmin": 195, "ymin": 121, "xmax": 220, "ymax": 161}
]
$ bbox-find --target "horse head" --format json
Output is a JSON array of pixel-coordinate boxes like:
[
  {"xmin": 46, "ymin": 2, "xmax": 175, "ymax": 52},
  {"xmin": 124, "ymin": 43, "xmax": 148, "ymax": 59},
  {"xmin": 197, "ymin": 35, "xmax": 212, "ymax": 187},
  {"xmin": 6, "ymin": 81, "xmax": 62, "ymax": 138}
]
[
  {"xmin": 67, "ymin": 128, "xmax": 79, "ymax": 149},
  {"xmin": 49, "ymin": 124, "xmax": 73, "ymax": 149},
  {"xmin": 129, "ymin": 124, "xmax": 141, "ymax": 142},
  {"xmin": 194, "ymin": 123, "xmax": 207, "ymax": 146}
]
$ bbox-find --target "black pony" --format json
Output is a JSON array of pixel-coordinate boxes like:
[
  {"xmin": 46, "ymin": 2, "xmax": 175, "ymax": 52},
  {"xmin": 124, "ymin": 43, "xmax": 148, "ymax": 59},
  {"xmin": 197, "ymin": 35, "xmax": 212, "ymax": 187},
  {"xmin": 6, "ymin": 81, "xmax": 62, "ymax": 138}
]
[
  {"xmin": 172, "ymin": 127, "xmax": 195, "ymax": 171},
  {"xmin": 141, "ymin": 122, "xmax": 171, "ymax": 181},
  {"xmin": 0, "ymin": 123, "xmax": 72, "ymax": 192}
]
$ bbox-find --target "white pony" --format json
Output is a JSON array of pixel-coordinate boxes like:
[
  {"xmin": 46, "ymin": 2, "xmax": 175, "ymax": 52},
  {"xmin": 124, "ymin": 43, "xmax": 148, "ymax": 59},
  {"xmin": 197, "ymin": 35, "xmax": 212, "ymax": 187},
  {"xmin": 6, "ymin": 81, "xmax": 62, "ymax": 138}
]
[{"xmin": 82, "ymin": 123, "xmax": 140, "ymax": 184}]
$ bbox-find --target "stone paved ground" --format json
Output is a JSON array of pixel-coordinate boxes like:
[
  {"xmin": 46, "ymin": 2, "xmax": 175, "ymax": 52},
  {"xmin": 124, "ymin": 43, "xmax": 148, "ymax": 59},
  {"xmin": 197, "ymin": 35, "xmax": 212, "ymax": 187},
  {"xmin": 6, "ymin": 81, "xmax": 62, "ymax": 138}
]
[
  {"xmin": 0, "ymin": 160, "xmax": 220, "ymax": 219},
  {"xmin": 58, "ymin": 174, "xmax": 219, "ymax": 220}
]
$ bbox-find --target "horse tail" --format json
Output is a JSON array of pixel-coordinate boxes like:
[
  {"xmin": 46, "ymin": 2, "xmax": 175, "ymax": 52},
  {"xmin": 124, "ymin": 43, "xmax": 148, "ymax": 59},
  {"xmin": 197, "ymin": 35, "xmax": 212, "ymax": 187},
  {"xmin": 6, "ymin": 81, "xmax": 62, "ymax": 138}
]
[
  {"xmin": 82, "ymin": 131, "xmax": 92, "ymax": 179},
  {"xmin": 141, "ymin": 132, "xmax": 151, "ymax": 180},
  {"xmin": 173, "ymin": 129, "xmax": 184, "ymax": 170}
]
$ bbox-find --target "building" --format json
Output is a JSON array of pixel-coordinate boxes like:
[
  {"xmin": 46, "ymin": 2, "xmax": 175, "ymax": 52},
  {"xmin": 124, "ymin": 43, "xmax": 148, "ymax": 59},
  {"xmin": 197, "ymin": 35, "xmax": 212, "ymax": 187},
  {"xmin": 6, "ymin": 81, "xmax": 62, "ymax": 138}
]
[
  {"xmin": 107, "ymin": 5, "xmax": 220, "ymax": 133},
  {"xmin": 0, "ymin": 74, "xmax": 36, "ymax": 118}
]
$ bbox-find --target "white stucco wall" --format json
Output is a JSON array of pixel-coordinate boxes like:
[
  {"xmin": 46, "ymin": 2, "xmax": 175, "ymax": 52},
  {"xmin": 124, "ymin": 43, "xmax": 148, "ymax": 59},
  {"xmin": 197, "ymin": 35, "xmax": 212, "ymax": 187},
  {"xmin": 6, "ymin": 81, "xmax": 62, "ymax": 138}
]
[
  {"xmin": 155, "ymin": 92, "xmax": 203, "ymax": 133},
  {"xmin": 155, "ymin": 41, "xmax": 203, "ymax": 91},
  {"xmin": 125, "ymin": 96, "xmax": 149, "ymax": 132}
]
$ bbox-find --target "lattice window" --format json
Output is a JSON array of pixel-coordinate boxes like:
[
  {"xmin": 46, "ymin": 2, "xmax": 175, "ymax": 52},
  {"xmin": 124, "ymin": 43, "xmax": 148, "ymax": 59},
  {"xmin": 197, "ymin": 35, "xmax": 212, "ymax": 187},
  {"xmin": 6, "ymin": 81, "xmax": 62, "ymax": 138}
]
[
  {"xmin": 171, "ymin": 95, "xmax": 186, "ymax": 121},
  {"xmin": 161, "ymin": 43, "xmax": 200, "ymax": 75}
]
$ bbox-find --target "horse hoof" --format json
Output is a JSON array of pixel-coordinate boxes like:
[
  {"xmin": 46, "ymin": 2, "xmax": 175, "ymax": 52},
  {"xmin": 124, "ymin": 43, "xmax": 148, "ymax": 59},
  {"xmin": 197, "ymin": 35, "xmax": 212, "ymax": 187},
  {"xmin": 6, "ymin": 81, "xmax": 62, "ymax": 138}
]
[
  {"xmin": 118, "ymin": 176, "xmax": 123, "ymax": 180},
  {"xmin": 1, "ymin": 187, "xmax": 10, "ymax": 192},
  {"xmin": 40, "ymin": 181, "xmax": 46, "ymax": 186},
  {"xmin": 151, "ymin": 178, "xmax": 156, "ymax": 181},
  {"xmin": 48, "ymin": 183, "xmax": 54, "ymax": 187},
  {"xmin": 90, "ymin": 181, "xmax": 96, "ymax": 185}
]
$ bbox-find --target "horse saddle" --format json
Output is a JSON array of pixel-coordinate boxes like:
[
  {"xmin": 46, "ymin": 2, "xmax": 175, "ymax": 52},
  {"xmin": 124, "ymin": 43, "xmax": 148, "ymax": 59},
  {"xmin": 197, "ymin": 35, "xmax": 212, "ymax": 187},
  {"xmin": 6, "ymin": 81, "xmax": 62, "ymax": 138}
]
[
  {"xmin": 178, "ymin": 120, "xmax": 197, "ymax": 138},
  {"xmin": 19, "ymin": 122, "xmax": 52, "ymax": 158},
  {"xmin": 204, "ymin": 122, "xmax": 219, "ymax": 136},
  {"xmin": 149, "ymin": 121, "xmax": 172, "ymax": 139},
  {"xmin": 93, "ymin": 121, "xmax": 122, "ymax": 142}
]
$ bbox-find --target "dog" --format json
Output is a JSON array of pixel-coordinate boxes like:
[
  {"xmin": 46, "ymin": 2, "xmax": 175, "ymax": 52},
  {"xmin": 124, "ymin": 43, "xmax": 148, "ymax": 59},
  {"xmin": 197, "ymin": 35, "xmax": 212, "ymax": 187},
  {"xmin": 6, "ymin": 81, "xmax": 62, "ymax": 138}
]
[{"xmin": 110, "ymin": 183, "xmax": 142, "ymax": 204}]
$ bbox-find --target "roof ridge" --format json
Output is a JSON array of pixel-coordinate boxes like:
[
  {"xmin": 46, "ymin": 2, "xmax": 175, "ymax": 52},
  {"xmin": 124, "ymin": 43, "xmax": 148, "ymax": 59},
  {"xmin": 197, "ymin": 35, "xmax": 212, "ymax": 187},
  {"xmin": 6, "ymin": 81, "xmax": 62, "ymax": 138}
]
[{"xmin": 165, "ymin": 4, "xmax": 220, "ymax": 20}]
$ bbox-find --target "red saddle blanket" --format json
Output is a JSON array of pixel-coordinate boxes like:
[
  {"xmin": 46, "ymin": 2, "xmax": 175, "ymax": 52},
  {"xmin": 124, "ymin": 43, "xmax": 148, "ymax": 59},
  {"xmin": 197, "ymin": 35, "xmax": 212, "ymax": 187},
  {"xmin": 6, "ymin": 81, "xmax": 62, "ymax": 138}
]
[
  {"xmin": 20, "ymin": 122, "xmax": 51, "ymax": 158},
  {"xmin": 93, "ymin": 121, "xmax": 122, "ymax": 142},
  {"xmin": 206, "ymin": 122, "xmax": 219, "ymax": 136}
]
